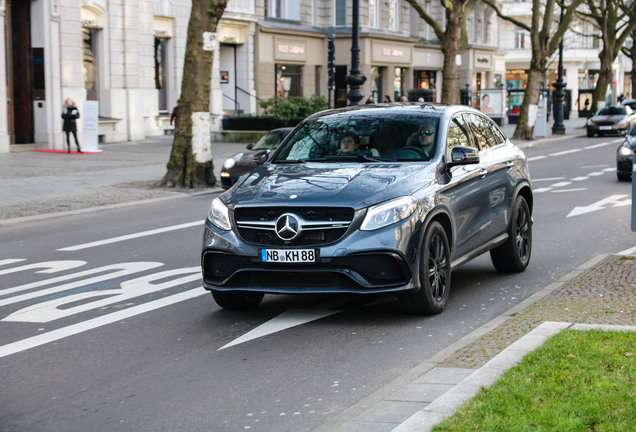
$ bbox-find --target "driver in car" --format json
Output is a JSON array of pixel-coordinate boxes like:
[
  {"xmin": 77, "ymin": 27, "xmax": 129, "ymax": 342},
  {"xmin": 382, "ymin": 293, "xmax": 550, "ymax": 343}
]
[{"xmin": 405, "ymin": 124, "xmax": 436, "ymax": 159}]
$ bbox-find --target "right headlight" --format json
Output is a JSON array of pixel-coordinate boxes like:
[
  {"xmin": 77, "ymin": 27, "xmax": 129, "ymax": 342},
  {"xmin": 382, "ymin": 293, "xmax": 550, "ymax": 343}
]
[
  {"xmin": 360, "ymin": 196, "xmax": 418, "ymax": 231},
  {"xmin": 619, "ymin": 143, "xmax": 635, "ymax": 157},
  {"xmin": 207, "ymin": 198, "xmax": 231, "ymax": 231}
]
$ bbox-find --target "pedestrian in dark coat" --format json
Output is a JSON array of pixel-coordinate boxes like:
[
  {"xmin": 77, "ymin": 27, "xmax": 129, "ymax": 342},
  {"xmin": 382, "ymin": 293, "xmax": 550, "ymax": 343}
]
[
  {"xmin": 62, "ymin": 98, "xmax": 82, "ymax": 153},
  {"xmin": 170, "ymin": 99, "xmax": 180, "ymax": 126}
]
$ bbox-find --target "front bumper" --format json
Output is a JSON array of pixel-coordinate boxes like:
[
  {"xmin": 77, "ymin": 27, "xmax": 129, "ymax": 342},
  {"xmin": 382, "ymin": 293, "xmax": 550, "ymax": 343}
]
[{"xmin": 201, "ymin": 217, "xmax": 421, "ymax": 295}]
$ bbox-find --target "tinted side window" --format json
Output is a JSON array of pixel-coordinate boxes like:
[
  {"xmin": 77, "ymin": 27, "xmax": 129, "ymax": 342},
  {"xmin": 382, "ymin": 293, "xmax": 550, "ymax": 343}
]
[
  {"xmin": 466, "ymin": 113, "xmax": 496, "ymax": 151},
  {"xmin": 483, "ymin": 115, "xmax": 506, "ymax": 145},
  {"xmin": 446, "ymin": 115, "xmax": 471, "ymax": 151}
]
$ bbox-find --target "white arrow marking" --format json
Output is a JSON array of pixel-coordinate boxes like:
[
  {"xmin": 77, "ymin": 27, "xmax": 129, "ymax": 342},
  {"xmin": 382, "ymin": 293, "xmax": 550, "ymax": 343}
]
[
  {"xmin": 218, "ymin": 297, "xmax": 395, "ymax": 350},
  {"xmin": 218, "ymin": 308, "xmax": 342, "ymax": 350},
  {"xmin": 0, "ymin": 260, "xmax": 86, "ymax": 277},
  {"xmin": 567, "ymin": 195, "xmax": 630, "ymax": 218}
]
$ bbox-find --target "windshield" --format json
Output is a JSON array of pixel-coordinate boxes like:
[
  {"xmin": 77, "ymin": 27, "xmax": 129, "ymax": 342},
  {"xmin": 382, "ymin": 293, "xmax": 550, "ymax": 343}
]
[
  {"xmin": 253, "ymin": 130, "xmax": 289, "ymax": 150},
  {"xmin": 597, "ymin": 107, "xmax": 627, "ymax": 116},
  {"xmin": 274, "ymin": 112, "xmax": 440, "ymax": 162}
]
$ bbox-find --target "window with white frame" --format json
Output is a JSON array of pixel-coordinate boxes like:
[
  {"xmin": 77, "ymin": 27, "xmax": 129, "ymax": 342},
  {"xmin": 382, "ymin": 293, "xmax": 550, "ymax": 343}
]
[
  {"xmin": 369, "ymin": 0, "xmax": 379, "ymax": 28},
  {"xmin": 266, "ymin": 0, "xmax": 300, "ymax": 20},
  {"xmin": 388, "ymin": 0, "xmax": 399, "ymax": 31},
  {"xmin": 514, "ymin": 29, "xmax": 526, "ymax": 49},
  {"xmin": 335, "ymin": 0, "xmax": 346, "ymax": 26}
]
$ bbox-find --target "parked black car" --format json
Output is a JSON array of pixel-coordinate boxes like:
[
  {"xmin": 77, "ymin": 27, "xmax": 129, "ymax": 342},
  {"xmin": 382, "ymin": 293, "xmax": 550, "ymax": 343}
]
[
  {"xmin": 617, "ymin": 125, "xmax": 636, "ymax": 181},
  {"xmin": 202, "ymin": 104, "xmax": 533, "ymax": 315},
  {"xmin": 220, "ymin": 127, "xmax": 294, "ymax": 189},
  {"xmin": 586, "ymin": 105, "xmax": 636, "ymax": 137}
]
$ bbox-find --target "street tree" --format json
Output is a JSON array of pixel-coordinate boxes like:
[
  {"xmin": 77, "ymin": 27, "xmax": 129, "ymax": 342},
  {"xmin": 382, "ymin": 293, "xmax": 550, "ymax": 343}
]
[
  {"xmin": 160, "ymin": 0, "xmax": 228, "ymax": 188},
  {"xmin": 405, "ymin": 0, "xmax": 480, "ymax": 104},
  {"xmin": 484, "ymin": 0, "xmax": 584, "ymax": 140},
  {"xmin": 621, "ymin": 29, "xmax": 636, "ymax": 99},
  {"xmin": 578, "ymin": 0, "xmax": 636, "ymax": 111}
]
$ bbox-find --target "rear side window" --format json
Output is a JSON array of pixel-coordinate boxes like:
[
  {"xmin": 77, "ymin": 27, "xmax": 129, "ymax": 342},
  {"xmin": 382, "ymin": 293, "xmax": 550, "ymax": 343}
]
[
  {"xmin": 446, "ymin": 115, "xmax": 471, "ymax": 151},
  {"xmin": 465, "ymin": 113, "xmax": 497, "ymax": 151}
]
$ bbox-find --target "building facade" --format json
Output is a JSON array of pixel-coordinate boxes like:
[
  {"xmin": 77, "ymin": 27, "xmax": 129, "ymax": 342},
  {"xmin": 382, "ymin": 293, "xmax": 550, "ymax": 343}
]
[{"xmin": 10, "ymin": 0, "xmax": 617, "ymax": 153}]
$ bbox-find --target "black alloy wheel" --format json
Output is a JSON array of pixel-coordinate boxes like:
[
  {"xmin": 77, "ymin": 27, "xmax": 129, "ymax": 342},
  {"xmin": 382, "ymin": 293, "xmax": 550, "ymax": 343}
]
[
  {"xmin": 400, "ymin": 221, "xmax": 451, "ymax": 315},
  {"xmin": 490, "ymin": 195, "xmax": 532, "ymax": 272}
]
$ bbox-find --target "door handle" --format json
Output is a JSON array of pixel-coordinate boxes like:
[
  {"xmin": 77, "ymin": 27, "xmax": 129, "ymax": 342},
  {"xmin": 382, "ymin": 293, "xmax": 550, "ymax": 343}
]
[
  {"xmin": 506, "ymin": 161, "xmax": 515, "ymax": 169},
  {"xmin": 478, "ymin": 168, "xmax": 488, "ymax": 178}
]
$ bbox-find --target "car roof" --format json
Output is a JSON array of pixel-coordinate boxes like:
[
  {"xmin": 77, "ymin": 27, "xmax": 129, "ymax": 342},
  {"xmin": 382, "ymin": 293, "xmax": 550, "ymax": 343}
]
[{"xmin": 305, "ymin": 103, "xmax": 479, "ymax": 122}]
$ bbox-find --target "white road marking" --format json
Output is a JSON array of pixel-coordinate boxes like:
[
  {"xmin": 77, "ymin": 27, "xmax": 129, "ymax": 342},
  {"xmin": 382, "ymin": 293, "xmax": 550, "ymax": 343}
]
[
  {"xmin": 551, "ymin": 188, "xmax": 587, "ymax": 193},
  {"xmin": 0, "ymin": 261, "xmax": 86, "ymax": 277},
  {"xmin": 527, "ymin": 155, "xmax": 546, "ymax": 161},
  {"xmin": 0, "ymin": 259, "xmax": 26, "ymax": 267},
  {"xmin": 550, "ymin": 182, "xmax": 572, "ymax": 188},
  {"xmin": 619, "ymin": 246, "xmax": 636, "ymax": 255},
  {"xmin": 550, "ymin": 149, "xmax": 580, "ymax": 156},
  {"xmin": 0, "ymin": 262, "xmax": 163, "ymax": 306},
  {"xmin": 533, "ymin": 188, "xmax": 552, "ymax": 194},
  {"xmin": 567, "ymin": 195, "xmax": 631, "ymax": 218},
  {"xmin": 0, "ymin": 288, "xmax": 206, "ymax": 359},
  {"xmin": 57, "ymin": 221, "xmax": 204, "ymax": 251},
  {"xmin": 532, "ymin": 177, "xmax": 565, "ymax": 182},
  {"xmin": 571, "ymin": 176, "xmax": 588, "ymax": 181},
  {"xmin": 218, "ymin": 308, "xmax": 343, "ymax": 350},
  {"xmin": 584, "ymin": 141, "xmax": 620, "ymax": 150}
]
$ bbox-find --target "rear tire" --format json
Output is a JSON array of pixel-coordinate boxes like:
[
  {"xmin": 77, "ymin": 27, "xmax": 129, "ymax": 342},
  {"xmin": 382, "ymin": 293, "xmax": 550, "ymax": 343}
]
[
  {"xmin": 617, "ymin": 171, "xmax": 631, "ymax": 182},
  {"xmin": 400, "ymin": 221, "xmax": 451, "ymax": 315},
  {"xmin": 212, "ymin": 290, "xmax": 264, "ymax": 310},
  {"xmin": 490, "ymin": 196, "xmax": 532, "ymax": 272},
  {"xmin": 587, "ymin": 130, "xmax": 594, "ymax": 137}
]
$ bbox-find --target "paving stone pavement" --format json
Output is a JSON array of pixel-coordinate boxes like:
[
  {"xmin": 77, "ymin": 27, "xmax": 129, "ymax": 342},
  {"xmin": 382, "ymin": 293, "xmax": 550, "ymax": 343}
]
[{"xmin": 1, "ymin": 120, "xmax": 634, "ymax": 432}]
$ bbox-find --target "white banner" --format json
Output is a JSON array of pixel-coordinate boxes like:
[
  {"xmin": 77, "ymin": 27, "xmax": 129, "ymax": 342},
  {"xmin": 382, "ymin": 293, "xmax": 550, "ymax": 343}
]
[{"xmin": 82, "ymin": 101, "xmax": 99, "ymax": 152}]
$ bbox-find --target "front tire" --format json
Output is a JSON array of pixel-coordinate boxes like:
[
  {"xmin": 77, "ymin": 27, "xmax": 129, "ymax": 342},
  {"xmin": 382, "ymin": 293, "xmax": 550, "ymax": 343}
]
[
  {"xmin": 490, "ymin": 195, "xmax": 532, "ymax": 272},
  {"xmin": 400, "ymin": 221, "xmax": 451, "ymax": 315},
  {"xmin": 212, "ymin": 290, "xmax": 264, "ymax": 310},
  {"xmin": 617, "ymin": 171, "xmax": 631, "ymax": 182}
]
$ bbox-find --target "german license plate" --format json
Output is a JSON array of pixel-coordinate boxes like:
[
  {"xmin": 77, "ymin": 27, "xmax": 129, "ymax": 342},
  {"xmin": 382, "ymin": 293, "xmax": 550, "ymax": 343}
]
[
  {"xmin": 261, "ymin": 249, "xmax": 317, "ymax": 263},
  {"xmin": 599, "ymin": 126, "xmax": 612, "ymax": 130}
]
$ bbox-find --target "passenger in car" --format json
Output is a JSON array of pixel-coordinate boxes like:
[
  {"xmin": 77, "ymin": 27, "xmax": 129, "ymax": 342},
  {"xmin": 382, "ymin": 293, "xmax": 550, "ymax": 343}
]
[{"xmin": 338, "ymin": 132, "xmax": 361, "ymax": 155}]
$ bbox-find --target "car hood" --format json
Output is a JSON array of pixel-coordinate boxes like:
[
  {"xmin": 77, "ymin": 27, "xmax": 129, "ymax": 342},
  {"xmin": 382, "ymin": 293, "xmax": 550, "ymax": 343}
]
[
  {"xmin": 590, "ymin": 114, "xmax": 626, "ymax": 123},
  {"xmin": 225, "ymin": 162, "xmax": 437, "ymax": 210}
]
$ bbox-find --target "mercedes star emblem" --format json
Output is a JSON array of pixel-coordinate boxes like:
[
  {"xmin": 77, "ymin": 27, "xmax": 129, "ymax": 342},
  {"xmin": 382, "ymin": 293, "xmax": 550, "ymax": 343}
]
[{"xmin": 275, "ymin": 213, "xmax": 301, "ymax": 241}]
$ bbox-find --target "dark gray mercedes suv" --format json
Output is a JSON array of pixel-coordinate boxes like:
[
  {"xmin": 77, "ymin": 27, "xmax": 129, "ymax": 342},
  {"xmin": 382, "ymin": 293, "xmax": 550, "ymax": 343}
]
[{"xmin": 202, "ymin": 104, "xmax": 532, "ymax": 315}]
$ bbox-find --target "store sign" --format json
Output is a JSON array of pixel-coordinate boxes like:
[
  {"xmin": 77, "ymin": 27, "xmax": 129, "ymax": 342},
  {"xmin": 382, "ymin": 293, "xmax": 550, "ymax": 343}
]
[
  {"xmin": 372, "ymin": 41, "xmax": 412, "ymax": 64},
  {"xmin": 274, "ymin": 38, "xmax": 307, "ymax": 61},
  {"xmin": 474, "ymin": 53, "xmax": 492, "ymax": 68}
]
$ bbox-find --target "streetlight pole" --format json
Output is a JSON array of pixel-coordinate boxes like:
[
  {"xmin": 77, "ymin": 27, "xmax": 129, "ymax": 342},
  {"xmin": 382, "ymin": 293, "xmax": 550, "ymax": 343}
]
[
  {"xmin": 345, "ymin": 0, "xmax": 366, "ymax": 105},
  {"xmin": 552, "ymin": 5, "xmax": 566, "ymax": 135}
]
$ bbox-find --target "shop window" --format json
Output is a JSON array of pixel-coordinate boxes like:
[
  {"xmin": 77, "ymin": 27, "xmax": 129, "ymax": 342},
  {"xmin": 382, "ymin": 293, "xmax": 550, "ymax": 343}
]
[
  {"xmin": 394, "ymin": 67, "xmax": 406, "ymax": 101},
  {"xmin": 82, "ymin": 27, "xmax": 99, "ymax": 101},
  {"xmin": 370, "ymin": 66, "xmax": 383, "ymax": 103},
  {"xmin": 276, "ymin": 64, "xmax": 303, "ymax": 100},
  {"xmin": 155, "ymin": 38, "xmax": 168, "ymax": 111}
]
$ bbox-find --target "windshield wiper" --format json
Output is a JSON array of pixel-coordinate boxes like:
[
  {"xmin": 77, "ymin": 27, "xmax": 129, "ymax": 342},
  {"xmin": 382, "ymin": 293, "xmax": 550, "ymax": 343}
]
[
  {"xmin": 275, "ymin": 159, "xmax": 306, "ymax": 164},
  {"xmin": 356, "ymin": 154, "xmax": 397, "ymax": 162}
]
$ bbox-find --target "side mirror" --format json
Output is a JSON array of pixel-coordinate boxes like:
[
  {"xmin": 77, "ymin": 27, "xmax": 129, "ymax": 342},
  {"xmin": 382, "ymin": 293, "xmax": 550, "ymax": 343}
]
[
  {"xmin": 253, "ymin": 150, "xmax": 271, "ymax": 166},
  {"xmin": 246, "ymin": 143, "xmax": 255, "ymax": 150},
  {"xmin": 448, "ymin": 146, "xmax": 479, "ymax": 167}
]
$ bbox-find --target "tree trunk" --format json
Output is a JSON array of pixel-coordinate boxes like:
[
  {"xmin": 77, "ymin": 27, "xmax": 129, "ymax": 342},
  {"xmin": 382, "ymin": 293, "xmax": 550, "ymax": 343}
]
[
  {"xmin": 591, "ymin": 49, "xmax": 614, "ymax": 112},
  {"xmin": 440, "ymin": 4, "xmax": 465, "ymax": 105},
  {"xmin": 160, "ymin": 0, "xmax": 228, "ymax": 188},
  {"xmin": 513, "ymin": 62, "xmax": 546, "ymax": 140}
]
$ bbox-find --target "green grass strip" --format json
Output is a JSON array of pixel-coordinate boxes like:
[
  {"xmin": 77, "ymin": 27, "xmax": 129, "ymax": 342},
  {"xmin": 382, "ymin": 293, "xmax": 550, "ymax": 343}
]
[{"xmin": 433, "ymin": 329, "xmax": 636, "ymax": 432}]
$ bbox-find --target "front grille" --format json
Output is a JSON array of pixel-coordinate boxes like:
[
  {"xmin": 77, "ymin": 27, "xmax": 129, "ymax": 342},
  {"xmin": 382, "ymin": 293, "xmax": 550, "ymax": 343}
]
[{"xmin": 234, "ymin": 206, "xmax": 355, "ymax": 247}]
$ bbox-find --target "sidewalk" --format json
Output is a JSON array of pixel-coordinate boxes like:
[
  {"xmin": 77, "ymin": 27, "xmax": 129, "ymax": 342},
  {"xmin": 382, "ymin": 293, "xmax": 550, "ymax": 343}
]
[{"xmin": 1, "ymin": 117, "xmax": 633, "ymax": 432}]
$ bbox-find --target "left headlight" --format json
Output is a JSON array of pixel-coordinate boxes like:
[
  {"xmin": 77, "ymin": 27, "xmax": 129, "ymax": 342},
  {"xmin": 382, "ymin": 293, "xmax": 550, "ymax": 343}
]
[
  {"xmin": 223, "ymin": 154, "xmax": 243, "ymax": 169},
  {"xmin": 360, "ymin": 196, "xmax": 418, "ymax": 231},
  {"xmin": 207, "ymin": 197, "xmax": 232, "ymax": 231}
]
